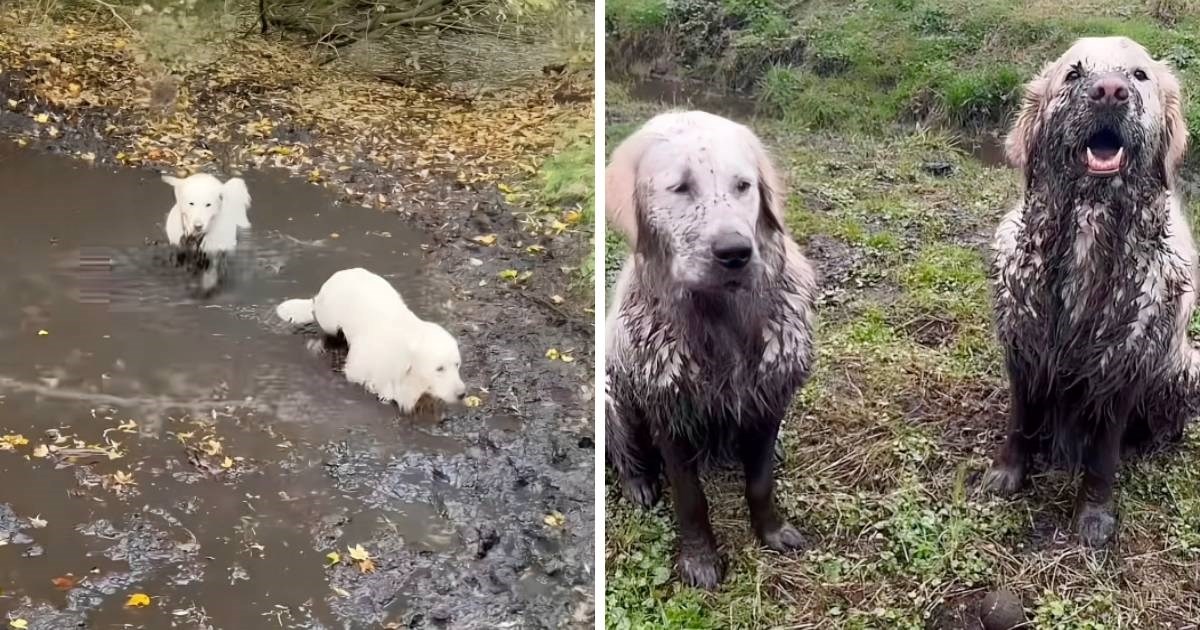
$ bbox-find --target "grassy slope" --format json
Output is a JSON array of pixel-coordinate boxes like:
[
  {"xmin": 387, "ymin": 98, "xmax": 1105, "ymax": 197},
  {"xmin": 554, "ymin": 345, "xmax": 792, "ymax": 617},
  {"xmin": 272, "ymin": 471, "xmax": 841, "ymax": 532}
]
[{"xmin": 606, "ymin": 2, "xmax": 1200, "ymax": 628}]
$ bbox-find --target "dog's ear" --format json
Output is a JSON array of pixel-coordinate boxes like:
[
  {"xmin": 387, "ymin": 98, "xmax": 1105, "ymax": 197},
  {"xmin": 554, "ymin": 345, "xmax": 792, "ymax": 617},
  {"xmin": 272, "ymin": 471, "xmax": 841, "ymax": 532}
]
[
  {"xmin": 220, "ymin": 177, "xmax": 252, "ymax": 228},
  {"xmin": 161, "ymin": 174, "xmax": 182, "ymax": 187},
  {"xmin": 1156, "ymin": 60, "xmax": 1188, "ymax": 187},
  {"xmin": 1005, "ymin": 63, "xmax": 1052, "ymax": 170},
  {"xmin": 606, "ymin": 126, "xmax": 659, "ymax": 246},
  {"xmin": 737, "ymin": 123, "xmax": 787, "ymax": 234}
]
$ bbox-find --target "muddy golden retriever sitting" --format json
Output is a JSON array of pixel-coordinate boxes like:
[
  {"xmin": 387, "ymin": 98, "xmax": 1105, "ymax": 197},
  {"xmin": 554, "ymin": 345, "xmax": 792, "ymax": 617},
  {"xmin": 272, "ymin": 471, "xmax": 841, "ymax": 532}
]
[
  {"xmin": 984, "ymin": 37, "xmax": 1200, "ymax": 546},
  {"xmin": 605, "ymin": 111, "xmax": 817, "ymax": 588}
]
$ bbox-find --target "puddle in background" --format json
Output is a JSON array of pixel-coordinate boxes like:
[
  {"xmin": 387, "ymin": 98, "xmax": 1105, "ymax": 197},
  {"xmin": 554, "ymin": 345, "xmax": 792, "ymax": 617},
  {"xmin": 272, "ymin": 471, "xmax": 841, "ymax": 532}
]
[
  {"xmin": 959, "ymin": 130, "xmax": 1007, "ymax": 167},
  {"xmin": 0, "ymin": 144, "xmax": 471, "ymax": 627},
  {"xmin": 625, "ymin": 76, "xmax": 760, "ymax": 121}
]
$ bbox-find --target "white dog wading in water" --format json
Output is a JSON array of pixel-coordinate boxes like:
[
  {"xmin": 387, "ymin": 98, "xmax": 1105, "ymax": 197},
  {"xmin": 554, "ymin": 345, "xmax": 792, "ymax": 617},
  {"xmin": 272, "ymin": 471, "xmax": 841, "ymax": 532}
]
[
  {"xmin": 276, "ymin": 268, "xmax": 467, "ymax": 412},
  {"xmin": 162, "ymin": 173, "xmax": 252, "ymax": 254}
]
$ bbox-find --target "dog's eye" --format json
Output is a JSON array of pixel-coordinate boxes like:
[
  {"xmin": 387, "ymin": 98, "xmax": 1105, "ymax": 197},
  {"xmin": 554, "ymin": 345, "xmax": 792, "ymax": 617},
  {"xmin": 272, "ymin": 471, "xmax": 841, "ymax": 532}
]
[
  {"xmin": 668, "ymin": 182, "xmax": 689, "ymax": 194},
  {"xmin": 1065, "ymin": 69, "xmax": 1081, "ymax": 82},
  {"xmin": 735, "ymin": 180, "xmax": 752, "ymax": 193},
  {"xmin": 1133, "ymin": 69, "xmax": 1149, "ymax": 82}
]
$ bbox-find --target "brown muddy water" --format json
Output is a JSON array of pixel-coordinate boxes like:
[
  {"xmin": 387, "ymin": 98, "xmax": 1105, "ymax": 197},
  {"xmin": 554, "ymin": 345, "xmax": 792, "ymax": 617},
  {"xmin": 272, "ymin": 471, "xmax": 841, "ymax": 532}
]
[{"xmin": 0, "ymin": 144, "xmax": 591, "ymax": 628}]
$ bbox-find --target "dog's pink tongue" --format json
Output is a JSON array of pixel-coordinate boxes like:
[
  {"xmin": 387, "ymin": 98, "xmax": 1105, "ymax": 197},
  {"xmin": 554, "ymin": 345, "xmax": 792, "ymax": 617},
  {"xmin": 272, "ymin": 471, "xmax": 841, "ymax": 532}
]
[{"xmin": 1086, "ymin": 147, "xmax": 1123, "ymax": 173}]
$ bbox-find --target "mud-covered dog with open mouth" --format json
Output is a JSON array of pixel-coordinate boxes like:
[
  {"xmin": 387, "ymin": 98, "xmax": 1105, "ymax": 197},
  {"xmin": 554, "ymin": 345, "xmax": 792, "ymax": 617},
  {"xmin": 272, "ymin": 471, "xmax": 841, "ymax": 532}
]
[
  {"xmin": 984, "ymin": 36, "xmax": 1200, "ymax": 547},
  {"xmin": 604, "ymin": 111, "xmax": 817, "ymax": 588}
]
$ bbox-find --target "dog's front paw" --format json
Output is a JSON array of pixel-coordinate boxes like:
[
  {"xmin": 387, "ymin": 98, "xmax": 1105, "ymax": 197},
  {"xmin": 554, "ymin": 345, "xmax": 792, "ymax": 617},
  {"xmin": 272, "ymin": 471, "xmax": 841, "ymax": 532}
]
[
  {"xmin": 760, "ymin": 522, "xmax": 806, "ymax": 553},
  {"xmin": 677, "ymin": 545, "xmax": 724, "ymax": 590},
  {"xmin": 1076, "ymin": 503, "xmax": 1117, "ymax": 548},
  {"xmin": 619, "ymin": 474, "xmax": 661, "ymax": 508},
  {"xmin": 979, "ymin": 462, "xmax": 1024, "ymax": 496}
]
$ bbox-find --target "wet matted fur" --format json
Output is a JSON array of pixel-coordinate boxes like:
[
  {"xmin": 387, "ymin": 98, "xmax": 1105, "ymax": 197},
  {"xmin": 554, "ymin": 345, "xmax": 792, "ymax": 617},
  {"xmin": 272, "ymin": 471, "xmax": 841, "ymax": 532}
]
[
  {"xmin": 983, "ymin": 37, "xmax": 1200, "ymax": 547},
  {"xmin": 605, "ymin": 111, "xmax": 817, "ymax": 588}
]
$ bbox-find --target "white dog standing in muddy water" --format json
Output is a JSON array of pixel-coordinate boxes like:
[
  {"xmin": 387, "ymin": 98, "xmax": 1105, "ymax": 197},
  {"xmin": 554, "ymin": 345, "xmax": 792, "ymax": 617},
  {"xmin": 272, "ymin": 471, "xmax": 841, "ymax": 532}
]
[
  {"xmin": 161, "ymin": 173, "xmax": 252, "ymax": 293},
  {"xmin": 276, "ymin": 267, "xmax": 468, "ymax": 414},
  {"xmin": 162, "ymin": 173, "xmax": 252, "ymax": 254}
]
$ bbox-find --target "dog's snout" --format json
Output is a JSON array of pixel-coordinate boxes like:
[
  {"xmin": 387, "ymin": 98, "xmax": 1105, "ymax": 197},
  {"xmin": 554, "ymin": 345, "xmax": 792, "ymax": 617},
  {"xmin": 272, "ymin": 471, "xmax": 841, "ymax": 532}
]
[
  {"xmin": 711, "ymin": 234, "xmax": 753, "ymax": 269},
  {"xmin": 1088, "ymin": 74, "xmax": 1130, "ymax": 107}
]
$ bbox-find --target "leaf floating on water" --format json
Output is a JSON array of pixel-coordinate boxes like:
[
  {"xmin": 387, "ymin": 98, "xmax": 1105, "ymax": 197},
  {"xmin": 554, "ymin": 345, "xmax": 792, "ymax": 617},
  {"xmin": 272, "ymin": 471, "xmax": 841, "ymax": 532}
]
[
  {"xmin": 125, "ymin": 593, "xmax": 151, "ymax": 607},
  {"xmin": 325, "ymin": 551, "xmax": 340, "ymax": 566},
  {"xmin": 543, "ymin": 511, "xmax": 565, "ymax": 528},
  {"xmin": 51, "ymin": 574, "xmax": 76, "ymax": 590},
  {"xmin": 463, "ymin": 395, "xmax": 482, "ymax": 408},
  {"xmin": 29, "ymin": 515, "xmax": 47, "ymax": 529},
  {"xmin": 111, "ymin": 470, "xmax": 135, "ymax": 486},
  {"xmin": 472, "ymin": 234, "xmax": 497, "ymax": 246},
  {"xmin": 31, "ymin": 444, "xmax": 50, "ymax": 458},
  {"xmin": 36, "ymin": 330, "xmax": 48, "ymax": 336},
  {"xmin": 0, "ymin": 434, "xmax": 29, "ymax": 450},
  {"xmin": 348, "ymin": 544, "xmax": 376, "ymax": 573},
  {"xmin": 220, "ymin": 457, "xmax": 234, "ymax": 469}
]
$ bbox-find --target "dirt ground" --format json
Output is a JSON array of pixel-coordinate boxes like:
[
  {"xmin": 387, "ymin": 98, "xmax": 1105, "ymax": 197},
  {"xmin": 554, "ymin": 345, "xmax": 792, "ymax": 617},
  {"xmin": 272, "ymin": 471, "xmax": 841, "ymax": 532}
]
[{"xmin": 0, "ymin": 8, "xmax": 595, "ymax": 629}]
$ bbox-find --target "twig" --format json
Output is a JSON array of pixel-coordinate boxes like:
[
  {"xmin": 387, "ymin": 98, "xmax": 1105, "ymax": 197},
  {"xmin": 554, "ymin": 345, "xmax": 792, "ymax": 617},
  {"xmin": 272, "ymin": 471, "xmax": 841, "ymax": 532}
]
[{"xmin": 87, "ymin": 0, "xmax": 134, "ymax": 33}]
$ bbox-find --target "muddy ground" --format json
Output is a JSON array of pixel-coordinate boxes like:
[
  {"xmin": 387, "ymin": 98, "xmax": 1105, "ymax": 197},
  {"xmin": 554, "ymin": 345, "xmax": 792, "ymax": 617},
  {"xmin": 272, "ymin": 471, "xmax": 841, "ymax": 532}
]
[{"xmin": 0, "ymin": 10, "xmax": 594, "ymax": 630}]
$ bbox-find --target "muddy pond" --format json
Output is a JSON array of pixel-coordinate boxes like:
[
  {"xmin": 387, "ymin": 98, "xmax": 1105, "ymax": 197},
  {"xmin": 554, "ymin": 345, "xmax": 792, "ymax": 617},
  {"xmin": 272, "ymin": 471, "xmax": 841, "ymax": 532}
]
[{"xmin": 0, "ymin": 144, "xmax": 592, "ymax": 628}]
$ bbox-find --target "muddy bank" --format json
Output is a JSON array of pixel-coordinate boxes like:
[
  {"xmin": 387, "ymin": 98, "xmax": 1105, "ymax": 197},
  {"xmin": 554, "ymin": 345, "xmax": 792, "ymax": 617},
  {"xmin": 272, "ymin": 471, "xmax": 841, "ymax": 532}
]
[{"xmin": 0, "ymin": 83, "xmax": 592, "ymax": 630}]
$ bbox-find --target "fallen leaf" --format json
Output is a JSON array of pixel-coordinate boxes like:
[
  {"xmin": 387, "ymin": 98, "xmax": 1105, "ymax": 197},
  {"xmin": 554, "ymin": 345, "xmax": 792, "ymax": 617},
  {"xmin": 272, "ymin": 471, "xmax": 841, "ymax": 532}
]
[
  {"xmin": 560, "ymin": 354, "xmax": 576, "ymax": 363},
  {"xmin": 347, "ymin": 544, "xmax": 371, "ymax": 562},
  {"xmin": 358, "ymin": 558, "xmax": 376, "ymax": 573},
  {"xmin": 220, "ymin": 457, "xmax": 234, "ymax": 469},
  {"xmin": 200, "ymin": 439, "xmax": 222, "ymax": 456},
  {"xmin": 29, "ymin": 515, "xmax": 47, "ymax": 528},
  {"xmin": 526, "ymin": 245, "xmax": 545, "ymax": 254},
  {"xmin": 498, "ymin": 269, "xmax": 519, "ymax": 281},
  {"xmin": 472, "ymin": 234, "xmax": 497, "ymax": 246},
  {"xmin": 326, "ymin": 551, "xmax": 340, "ymax": 566},
  {"xmin": 543, "ymin": 511, "xmax": 565, "ymax": 528},
  {"xmin": 126, "ymin": 592, "xmax": 151, "ymax": 607},
  {"xmin": 32, "ymin": 444, "xmax": 50, "ymax": 458},
  {"xmin": 497, "ymin": 182, "xmax": 515, "ymax": 194},
  {"xmin": 111, "ymin": 470, "xmax": 135, "ymax": 485},
  {"xmin": 51, "ymin": 574, "xmax": 77, "ymax": 590},
  {"xmin": 463, "ymin": 395, "xmax": 482, "ymax": 408},
  {"xmin": 545, "ymin": 348, "xmax": 560, "ymax": 361},
  {"xmin": 37, "ymin": 330, "xmax": 48, "ymax": 336},
  {"xmin": 33, "ymin": 113, "xmax": 49, "ymax": 124},
  {"xmin": 10, "ymin": 620, "xmax": 28, "ymax": 629},
  {"xmin": 550, "ymin": 295, "xmax": 565, "ymax": 304},
  {"xmin": 0, "ymin": 435, "xmax": 29, "ymax": 450},
  {"xmin": 332, "ymin": 586, "xmax": 351, "ymax": 597}
]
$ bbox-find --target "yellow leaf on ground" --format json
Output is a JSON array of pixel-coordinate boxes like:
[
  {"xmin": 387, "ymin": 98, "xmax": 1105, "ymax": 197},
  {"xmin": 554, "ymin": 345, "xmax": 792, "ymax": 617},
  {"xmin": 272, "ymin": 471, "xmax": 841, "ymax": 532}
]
[
  {"xmin": 37, "ymin": 330, "xmax": 48, "ymax": 336},
  {"xmin": 10, "ymin": 619, "xmax": 28, "ymax": 629},
  {"xmin": 498, "ymin": 269, "xmax": 519, "ymax": 281},
  {"xmin": 112, "ymin": 470, "xmax": 135, "ymax": 485},
  {"xmin": 220, "ymin": 457, "xmax": 234, "ymax": 469},
  {"xmin": 563, "ymin": 210, "xmax": 582, "ymax": 225},
  {"xmin": 545, "ymin": 348, "xmax": 560, "ymax": 361},
  {"xmin": 33, "ymin": 113, "xmax": 49, "ymax": 124},
  {"xmin": 32, "ymin": 444, "xmax": 50, "ymax": 458},
  {"xmin": 125, "ymin": 593, "xmax": 151, "ymax": 607},
  {"xmin": 0, "ymin": 435, "xmax": 29, "ymax": 449},
  {"xmin": 543, "ymin": 511, "xmax": 565, "ymax": 528},
  {"xmin": 463, "ymin": 395, "xmax": 482, "ymax": 408},
  {"xmin": 358, "ymin": 558, "xmax": 376, "ymax": 574},
  {"xmin": 332, "ymin": 586, "xmax": 351, "ymax": 597},
  {"xmin": 497, "ymin": 182, "xmax": 515, "ymax": 194},
  {"xmin": 472, "ymin": 234, "xmax": 497, "ymax": 246},
  {"xmin": 326, "ymin": 551, "xmax": 340, "ymax": 566},
  {"xmin": 560, "ymin": 354, "xmax": 575, "ymax": 363},
  {"xmin": 550, "ymin": 295, "xmax": 565, "ymax": 304}
]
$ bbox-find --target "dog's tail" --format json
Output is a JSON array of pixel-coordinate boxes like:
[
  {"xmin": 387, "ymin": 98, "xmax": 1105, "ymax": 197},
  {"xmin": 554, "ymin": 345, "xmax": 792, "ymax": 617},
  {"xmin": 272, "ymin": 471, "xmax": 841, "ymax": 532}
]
[
  {"xmin": 276, "ymin": 298, "xmax": 315, "ymax": 325},
  {"xmin": 221, "ymin": 177, "xmax": 252, "ymax": 229}
]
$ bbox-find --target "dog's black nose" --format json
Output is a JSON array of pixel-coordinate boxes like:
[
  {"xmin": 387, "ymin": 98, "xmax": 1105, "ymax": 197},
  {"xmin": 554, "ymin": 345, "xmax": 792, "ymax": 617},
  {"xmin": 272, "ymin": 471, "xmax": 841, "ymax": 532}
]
[
  {"xmin": 1089, "ymin": 74, "xmax": 1130, "ymax": 107},
  {"xmin": 712, "ymin": 235, "xmax": 753, "ymax": 269}
]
